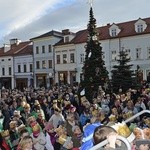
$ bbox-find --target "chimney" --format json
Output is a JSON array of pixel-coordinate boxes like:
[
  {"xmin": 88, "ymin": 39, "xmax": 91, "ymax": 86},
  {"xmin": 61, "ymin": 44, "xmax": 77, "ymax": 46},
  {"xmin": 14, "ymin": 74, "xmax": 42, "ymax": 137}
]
[
  {"xmin": 62, "ymin": 29, "xmax": 70, "ymax": 35},
  {"xmin": 3, "ymin": 44, "xmax": 10, "ymax": 53},
  {"xmin": 10, "ymin": 38, "xmax": 21, "ymax": 45}
]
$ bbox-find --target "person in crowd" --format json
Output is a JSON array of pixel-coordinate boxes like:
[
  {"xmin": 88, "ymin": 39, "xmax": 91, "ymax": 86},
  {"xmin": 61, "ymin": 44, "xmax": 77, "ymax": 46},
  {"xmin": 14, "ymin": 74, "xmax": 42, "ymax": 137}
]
[
  {"xmin": 18, "ymin": 135, "xmax": 34, "ymax": 150},
  {"xmin": 93, "ymin": 125, "xmax": 127, "ymax": 150},
  {"xmin": 49, "ymin": 107, "xmax": 65, "ymax": 129}
]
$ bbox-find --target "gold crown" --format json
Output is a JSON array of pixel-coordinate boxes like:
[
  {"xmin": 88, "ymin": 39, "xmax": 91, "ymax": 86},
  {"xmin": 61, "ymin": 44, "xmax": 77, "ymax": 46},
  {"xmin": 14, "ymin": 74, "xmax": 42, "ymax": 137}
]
[
  {"xmin": 58, "ymin": 135, "xmax": 67, "ymax": 145},
  {"xmin": 109, "ymin": 115, "xmax": 117, "ymax": 122},
  {"xmin": 1, "ymin": 130, "xmax": 10, "ymax": 137},
  {"xmin": 112, "ymin": 122, "xmax": 131, "ymax": 138},
  {"xmin": 32, "ymin": 124, "xmax": 40, "ymax": 132}
]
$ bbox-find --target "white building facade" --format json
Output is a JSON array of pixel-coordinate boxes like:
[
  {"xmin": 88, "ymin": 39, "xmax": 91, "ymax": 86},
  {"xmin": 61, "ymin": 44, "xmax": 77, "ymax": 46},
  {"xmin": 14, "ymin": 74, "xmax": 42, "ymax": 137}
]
[{"xmin": 31, "ymin": 30, "xmax": 63, "ymax": 88}]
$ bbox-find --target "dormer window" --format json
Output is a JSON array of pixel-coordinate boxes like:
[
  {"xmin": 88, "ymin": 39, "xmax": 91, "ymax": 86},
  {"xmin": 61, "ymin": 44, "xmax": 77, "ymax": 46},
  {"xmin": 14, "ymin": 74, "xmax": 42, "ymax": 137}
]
[
  {"xmin": 135, "ymin": 18, "xmax": 147, "ymax": 33},
  {"xmin": 64, "ymin": 36, "xmax": 69, "ymax": 43},
  {"xmin": 137, "ymin": 24, "xmax": 143, "ymax": 33},
  {"xmin": 109, "ymin": 24, "xmax": 121, "ymax": 37},
  {"xmin": 111, "ymin": 29, "xmax": 117, "ymax": 37}
]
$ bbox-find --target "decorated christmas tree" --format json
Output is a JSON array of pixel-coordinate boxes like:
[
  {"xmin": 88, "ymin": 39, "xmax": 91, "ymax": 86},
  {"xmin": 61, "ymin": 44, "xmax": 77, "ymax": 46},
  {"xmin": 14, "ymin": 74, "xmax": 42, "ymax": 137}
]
[
  {"xmin": 80, "ymin": 6, "xmax": 109, "ymax": 103},
  {"xmin": 111, "ymin": 50, "xmax": 136, "ymax": 93}
]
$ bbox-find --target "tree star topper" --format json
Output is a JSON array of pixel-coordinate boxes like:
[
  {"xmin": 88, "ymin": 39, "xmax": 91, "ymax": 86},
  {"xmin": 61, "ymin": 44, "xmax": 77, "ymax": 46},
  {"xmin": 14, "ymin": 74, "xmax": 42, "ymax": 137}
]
[{"xmin": 87, "ymin": 0, "xmax": 94, "ymax": 7}]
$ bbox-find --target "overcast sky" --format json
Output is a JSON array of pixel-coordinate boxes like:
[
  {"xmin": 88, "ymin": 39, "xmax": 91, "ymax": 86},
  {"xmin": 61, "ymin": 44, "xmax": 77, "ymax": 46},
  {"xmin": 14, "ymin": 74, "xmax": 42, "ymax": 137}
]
[{"xmin": 0, "ymin": 0, "xmax": 150, "ymax": 47}]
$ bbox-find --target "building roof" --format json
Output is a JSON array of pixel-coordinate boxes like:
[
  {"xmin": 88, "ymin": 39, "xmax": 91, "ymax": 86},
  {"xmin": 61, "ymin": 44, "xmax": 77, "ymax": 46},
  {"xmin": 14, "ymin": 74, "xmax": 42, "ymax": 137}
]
[
  {"xmin": 70, "ymin": 17, "xmax": 150, "ymax": 44},
  {"xmin": 0, "ymin": 41, "xmax": 32, "ymax": 57},
  {"xmin": 13, "ymin": 44, "xmax": 33, "ymax": 56},
  {"xmin": 30, "ymin": 30, "xmax": 63, "ymax": 40}
]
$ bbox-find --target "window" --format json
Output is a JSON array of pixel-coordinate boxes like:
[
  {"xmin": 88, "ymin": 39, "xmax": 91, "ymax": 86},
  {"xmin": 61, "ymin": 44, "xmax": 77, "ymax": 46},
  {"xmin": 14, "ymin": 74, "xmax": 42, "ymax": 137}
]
[
  {"xmin": 136, "ymin": 48, "xmax": 141, "ymax": 59},
  {"xmin": 42, "ymin": 60, "xmax": 46, "ymax": 69},
  {"xmin": 80, "ymin": 54, "xmax": 84, "ymax": 63},
  {"xmin": 70, "ymin": 53, "xmax": 75, "ymax": 63},
  {"xmin": 63, "ymin": 54, "xmax": 67, "ymax": 63},
  {"xmin": 9, "ymin": 67, "xmax": 11, "ymax": 75},
  {"xmin": 147, "ymin": 47, "xmax": 150, "ymax": 59},
  {"xmin": 2, "ymin": 59, "xmax": 4, "ymax": 61},
  {"xmin": 18, "ymin": 65, "xmax": 21, "ymax": 73},
  {"xmin": 64, "ymin": 36, "xmax": 69, "ymax": 43},
  {"xmin": 36, "ymin": 46, "xmax": 39, "ymax": 54},
  {"xmin": 30, "ymin": 64, "xmax": 33, "ymax": 72},
  {"xmin": 2, "ymin": 68, "xmax": 5, "ymax": 76},
  {"xmin": 48, "ymin": 45, "xmax": 52, "ymax": 53},
  {"xmin": 8, "ymin": 58, "xmax": 11, "ymax": 61},
  {"xmin": 111, "ymin": 29, "xmax": 117, "ymax": 37},
  {"xmin": 57, "ymin": 55, "xmax": 60, "ymax": 64},
  {"xmin": 36, "ymin": 61, "xmax": 40, "ymax": 69},
  {"xmin": 42, "ymin": 46, "xmax": 45, "ymax": 53},
  {"xmin": 111, "ymin": 50, "xmax": 117, "ymax": 61},
  {"xmin": 24, "ymin": 64, "xmax": 27, "ymax": 72},
  {"xmin": 48, "ymin": 60, "xmax": 52, "ymax": 68},
  {"xmin": 125, "ymin": 49, "xmax": 131, "ymax": 59},
  {"xmin": 137, "ymin": 24, "xmax": 143, "ymax": 33}
]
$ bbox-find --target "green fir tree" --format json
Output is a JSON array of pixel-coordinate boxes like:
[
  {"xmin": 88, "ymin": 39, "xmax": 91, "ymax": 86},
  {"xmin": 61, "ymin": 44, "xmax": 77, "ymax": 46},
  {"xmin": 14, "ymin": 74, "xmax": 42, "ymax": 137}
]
[
  {"xmin": 80, "ymin": 7, "xmax": 109, "ymax": 103},
  {"xmin": 111, "ymin": 50, "xmax": 136, "ymax": 93}
]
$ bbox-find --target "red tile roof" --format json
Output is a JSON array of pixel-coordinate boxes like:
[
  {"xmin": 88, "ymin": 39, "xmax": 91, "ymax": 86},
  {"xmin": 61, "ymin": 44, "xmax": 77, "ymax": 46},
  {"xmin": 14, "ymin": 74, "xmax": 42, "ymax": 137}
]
[
  {"xmin": 13, "ymin": 44, "xmax": 33, "ymax": 56},
  {"xmin": 0, "ymin": 41, "xmax": 32, "ymax": 57},
  {"xmin": 71, "ymin": 17, "xmax": 150, "ymax": 44}
]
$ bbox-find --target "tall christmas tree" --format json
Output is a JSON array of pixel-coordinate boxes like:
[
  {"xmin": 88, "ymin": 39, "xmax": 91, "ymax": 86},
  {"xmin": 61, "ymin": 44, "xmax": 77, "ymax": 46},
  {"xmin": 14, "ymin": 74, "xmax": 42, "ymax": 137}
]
[
  {"xmin": 111, "ymin": 50, "xmax": 136, "ymax": 93},
  {"xmin": 80, "ymin": 6, "xmax": 109, "ymax": 103}
]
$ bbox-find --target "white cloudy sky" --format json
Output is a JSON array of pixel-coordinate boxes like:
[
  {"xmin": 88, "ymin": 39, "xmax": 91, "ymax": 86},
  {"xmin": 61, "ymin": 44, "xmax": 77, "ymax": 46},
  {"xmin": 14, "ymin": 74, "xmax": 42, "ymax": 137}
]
[{"xmin": 0, "ymin": 0, "xmax": 150, "ymax": 47}]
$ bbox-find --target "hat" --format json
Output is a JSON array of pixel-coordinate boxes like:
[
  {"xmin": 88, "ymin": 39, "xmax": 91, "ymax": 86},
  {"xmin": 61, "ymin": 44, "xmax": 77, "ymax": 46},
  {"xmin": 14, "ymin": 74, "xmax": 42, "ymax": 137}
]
[
  {"xmin": 13, "ymin": 110, "xmax": 21, "ymax": 118},
  {"xmin": 31, "ymin": 122, "xmax": 40, "ymax": 137},
  {"xmin": 24, "ymin": 103, "xmax": 30, "ymax": 109},
  {"xmin": 58, "ymin": 136, "xmax": 67, "ymax": 145},
  {"xmin": 34, "ymin": 100, "xmax": 40, "ymax": 106},
  {"xmin": 18, "ymin": 124, "xmax": 26, "ymax": 133},
  {"xmin": 112, "ymin": 122, "xmax": 135, "ymax": 143},
  {"xmin": 81, "ymin": 96, "xmax": 87, "ymax": 103},
  {"xmin": 53, "ymin": 99, "xmax": 58, "ymax": 103}
]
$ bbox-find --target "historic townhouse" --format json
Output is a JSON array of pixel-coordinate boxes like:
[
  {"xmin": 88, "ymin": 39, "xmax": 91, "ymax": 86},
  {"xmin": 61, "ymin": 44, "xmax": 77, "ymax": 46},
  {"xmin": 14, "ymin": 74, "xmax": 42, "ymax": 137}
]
[
  {"xmin": 0, "ymin": 39, "xmax": 32, "ymax": 89},
  {"xmin": 30, "ymin": 30, "xmax": 63, "ymax": 88},
  {"xmin": 13, "ymin": 43, "xmax": 33, "ymax": 90},
  {"xmin": 54, "ymin": 29, "xmax": 76, "ymax": 85}
]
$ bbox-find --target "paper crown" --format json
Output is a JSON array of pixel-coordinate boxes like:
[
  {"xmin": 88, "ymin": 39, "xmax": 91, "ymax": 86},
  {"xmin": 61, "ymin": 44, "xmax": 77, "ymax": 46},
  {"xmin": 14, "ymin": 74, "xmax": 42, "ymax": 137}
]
[
  {"xmin": 31, "ymin": 122, "xmax": 40, "ymax": 132},
  {"xmin": 34, "ymin": 100, "xmax": 40, "ymax": 106},
  {"xmin": 112, "ymin": 122, "xmax": 135, "ymax": 143},
  {"xmin": 81, "ymin": 96, "xmax": 87, "ymax": 103},
  {"xmin": 109, "ymin": 114, "xmax": 117, "ymax": 122},
  {"xmin": 58, "ymin": 135, "xmax": 67, "ymax": 145},
  {"xmin": 18, "ymin": 124, "xmax": 26, "ymax": 133},
  {"xmin": 24, "ymin": 103, "xmax": 30, "ymax": 108},
  {"xmin": 1, "ymin": 130, "xmax": 10, "ymax": 137},
  {"xmin": 13, "ymin": 110, "xmax": 21, "ymax": 117}
]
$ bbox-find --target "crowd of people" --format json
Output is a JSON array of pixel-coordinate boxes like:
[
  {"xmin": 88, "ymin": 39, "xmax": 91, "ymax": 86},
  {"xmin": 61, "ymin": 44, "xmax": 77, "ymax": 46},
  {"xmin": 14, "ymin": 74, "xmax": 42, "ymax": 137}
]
[{"xmin": 0, "ymin": 84, "xmax": 149, "ymax": 150}]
